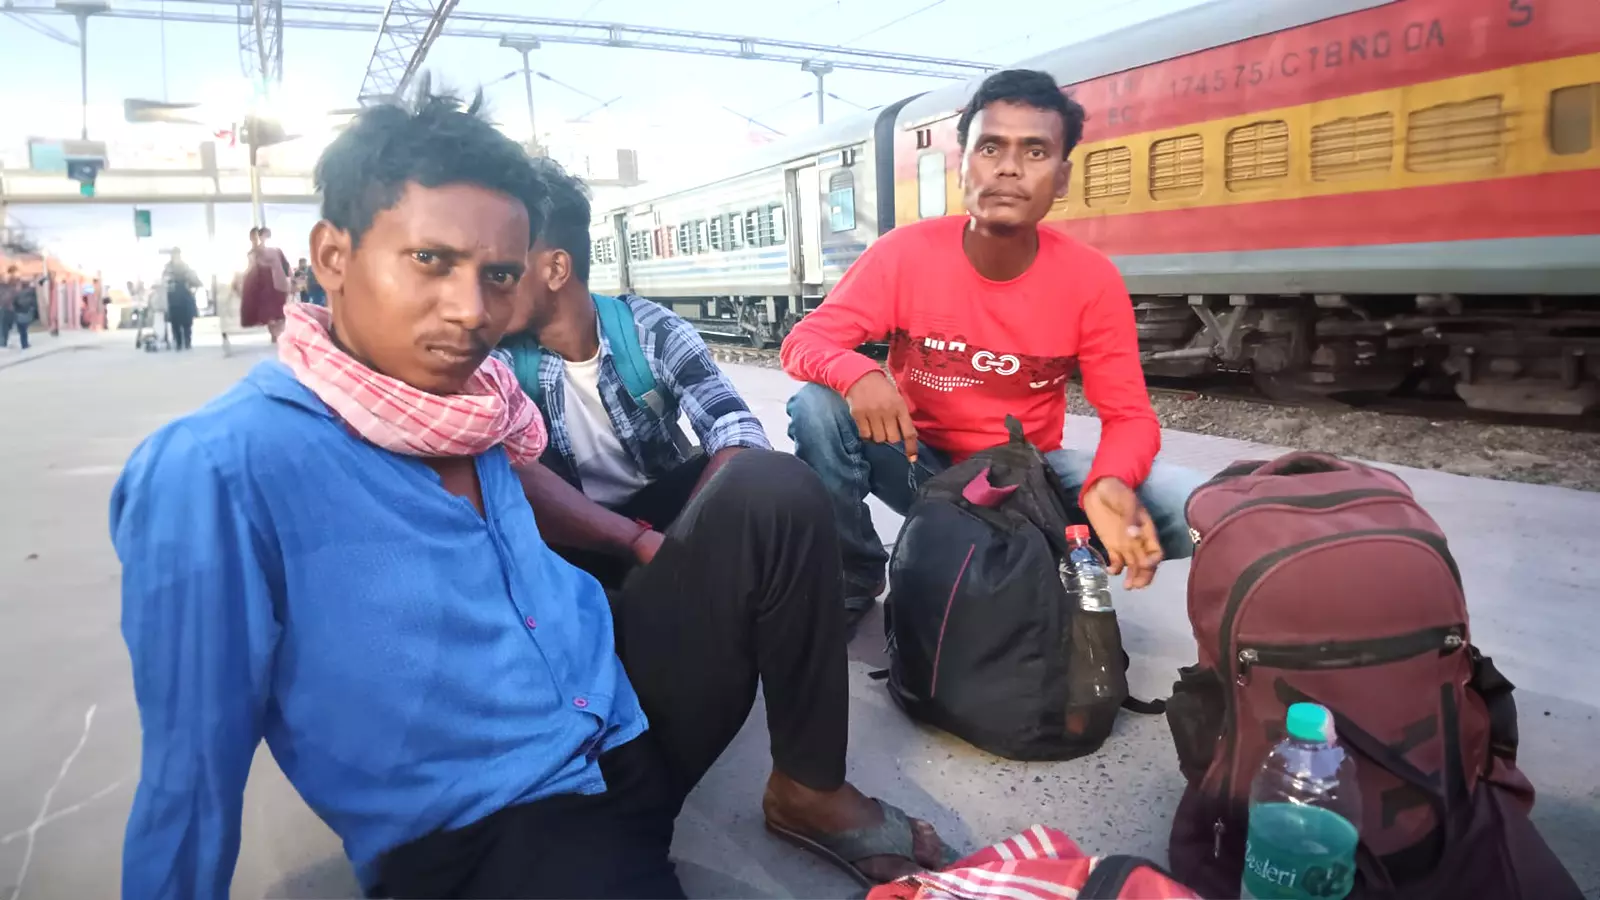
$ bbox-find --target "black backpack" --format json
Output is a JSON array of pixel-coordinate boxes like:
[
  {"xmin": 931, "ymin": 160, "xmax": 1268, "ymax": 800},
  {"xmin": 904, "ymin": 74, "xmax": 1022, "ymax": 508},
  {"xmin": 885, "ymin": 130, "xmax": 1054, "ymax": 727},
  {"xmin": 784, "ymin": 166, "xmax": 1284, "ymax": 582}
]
[{"xmin": 881, "ymin": 417, "xmax": 1162, "ymax": 761}]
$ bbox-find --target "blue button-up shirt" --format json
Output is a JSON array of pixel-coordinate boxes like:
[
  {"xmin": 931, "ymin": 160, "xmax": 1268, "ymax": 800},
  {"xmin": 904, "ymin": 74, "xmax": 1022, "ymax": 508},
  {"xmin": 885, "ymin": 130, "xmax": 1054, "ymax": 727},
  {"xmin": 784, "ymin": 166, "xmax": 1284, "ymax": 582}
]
[
  {"xmin": 110, "ymin": 361, "xmax": 647, "ymax": 898},
  {"xmin": 494, "ymin": 294, "xmax": 771, "ymax": 493}
]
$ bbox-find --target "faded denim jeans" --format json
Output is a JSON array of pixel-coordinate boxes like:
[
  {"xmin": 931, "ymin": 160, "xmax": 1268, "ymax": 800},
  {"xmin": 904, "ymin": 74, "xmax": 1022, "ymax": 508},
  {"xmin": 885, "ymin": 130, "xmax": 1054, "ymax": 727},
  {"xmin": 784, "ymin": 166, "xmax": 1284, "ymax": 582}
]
[{"xmin": 786, "ymin": 383, "xmax": 1206, "ymax": 601}]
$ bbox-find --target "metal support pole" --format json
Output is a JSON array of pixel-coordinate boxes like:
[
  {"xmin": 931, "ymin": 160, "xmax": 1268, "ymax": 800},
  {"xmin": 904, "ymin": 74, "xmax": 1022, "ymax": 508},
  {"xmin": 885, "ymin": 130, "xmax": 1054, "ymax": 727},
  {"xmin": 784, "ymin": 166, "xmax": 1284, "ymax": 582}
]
[
  {"xmin": 76, "ymin": 13, "xmax": 90, "ymax": 139},
  {"xmin": 520, "ymin": 50, "xmax": 538, "ymax": 152},
  {"xmin": 500, "ymin": 37, "xmax": 543, "ymax": 156},
  {"xmin": 801, "ymin": 60, "xmax": 834, "ymax": 125}
]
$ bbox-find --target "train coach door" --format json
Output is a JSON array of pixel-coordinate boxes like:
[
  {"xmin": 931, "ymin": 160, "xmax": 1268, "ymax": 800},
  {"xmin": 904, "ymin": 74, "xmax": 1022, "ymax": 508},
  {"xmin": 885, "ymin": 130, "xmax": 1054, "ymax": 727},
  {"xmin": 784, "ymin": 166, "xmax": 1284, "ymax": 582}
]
[
  {"xmin": 612, "ymin": 211, "xmax": 631, "ymax": 293},
  {"xmin": 785, "ymin": 163, "xmax": 824, "ymax": 293}
]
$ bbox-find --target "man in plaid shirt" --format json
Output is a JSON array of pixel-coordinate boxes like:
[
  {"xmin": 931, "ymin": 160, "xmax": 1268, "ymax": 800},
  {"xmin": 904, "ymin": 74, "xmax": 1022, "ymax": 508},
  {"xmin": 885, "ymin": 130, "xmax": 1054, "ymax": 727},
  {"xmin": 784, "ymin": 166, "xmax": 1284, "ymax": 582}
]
[{"xmin": 498, "ymin": 160, "xmax": 773, "ymax": 587}]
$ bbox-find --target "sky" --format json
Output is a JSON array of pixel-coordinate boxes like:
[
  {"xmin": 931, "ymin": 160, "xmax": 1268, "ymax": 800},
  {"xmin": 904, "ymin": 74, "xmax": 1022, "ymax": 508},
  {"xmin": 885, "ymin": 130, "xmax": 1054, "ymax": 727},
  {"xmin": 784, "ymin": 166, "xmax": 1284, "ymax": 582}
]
[{"xmin": 0, "ymin": 0, "xmax": 1204, "ymax": 283}]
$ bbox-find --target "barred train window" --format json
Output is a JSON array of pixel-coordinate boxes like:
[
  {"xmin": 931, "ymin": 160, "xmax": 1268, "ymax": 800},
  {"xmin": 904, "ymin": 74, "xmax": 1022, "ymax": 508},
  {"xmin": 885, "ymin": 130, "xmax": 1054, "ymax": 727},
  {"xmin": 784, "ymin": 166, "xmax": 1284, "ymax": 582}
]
[
  {"xmin": 709, "ymin": 216, "xmax": 724, "ymax": 251},
  {"xmin": 1550, "ymin": 84, "xmax": 1598, "ymax": 155},
  {"xmin": 769, "ymin": 204, "xmax": 787, "ymax": 245},
  {"xmin": 728, "ymin": 213, "xmax": 745, "ymax": 250},
  {"xmin": 1311, "ymin": 113, "xmax": 1395, "ymax": 180},
  {"xmin": 1407, "ymin": 96, "xmax": 1508, "ymax": 172},
  {"xmin": 1083, "ymin": 146, "xmax": 1132, "ymax": 207},
  {"xmin": 1149, "ymin": 134, "xmax": 1204, "ymax": 200},
  {"xmin": 744, "ymin": 210, "xmax": 760, "ymax": 247},
  {"xmin": 828, "ymin": 170, "xmax": 857, "ymax": 232},
  {"xmin": 917, "ymin": 151, "xmax": 947, "ymax": 218},
  {"xmin": 1225, "ymin": 121, "xmax": 1290, "ymax": 191}
]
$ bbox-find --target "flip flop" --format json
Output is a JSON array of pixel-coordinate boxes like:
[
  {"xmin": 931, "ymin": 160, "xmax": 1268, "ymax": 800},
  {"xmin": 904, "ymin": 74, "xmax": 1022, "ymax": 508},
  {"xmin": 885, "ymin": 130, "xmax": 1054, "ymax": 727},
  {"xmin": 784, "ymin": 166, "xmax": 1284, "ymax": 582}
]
[{"xmin": 765, "ymin": 798, "xmax": 960, "ymax": 889}]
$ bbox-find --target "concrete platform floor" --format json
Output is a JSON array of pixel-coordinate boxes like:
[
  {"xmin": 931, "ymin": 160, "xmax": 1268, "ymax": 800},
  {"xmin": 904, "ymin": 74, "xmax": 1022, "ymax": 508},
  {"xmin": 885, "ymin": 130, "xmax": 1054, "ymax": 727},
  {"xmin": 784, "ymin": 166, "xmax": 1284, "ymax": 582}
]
[{"xmin": 2, "ymin": 321, "xmax": 1597, "ymax": 899}]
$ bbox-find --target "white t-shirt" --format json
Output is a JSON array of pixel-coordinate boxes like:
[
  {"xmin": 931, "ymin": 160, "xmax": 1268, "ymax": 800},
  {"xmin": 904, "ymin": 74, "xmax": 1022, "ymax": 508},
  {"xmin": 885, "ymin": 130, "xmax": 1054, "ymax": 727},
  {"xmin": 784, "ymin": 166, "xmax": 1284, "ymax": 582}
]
[{"xmin": 562, "ymin": 351, "xmax": 651, "ymax": 507}]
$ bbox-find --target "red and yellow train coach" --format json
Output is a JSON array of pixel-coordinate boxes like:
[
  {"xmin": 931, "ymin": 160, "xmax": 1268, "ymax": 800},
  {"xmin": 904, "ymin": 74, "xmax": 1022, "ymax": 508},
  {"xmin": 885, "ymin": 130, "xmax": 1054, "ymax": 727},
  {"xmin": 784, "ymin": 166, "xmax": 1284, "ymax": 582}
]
[{"xmin": 891, "ymin": 0, "xmax": 1600, "ymax": 414}]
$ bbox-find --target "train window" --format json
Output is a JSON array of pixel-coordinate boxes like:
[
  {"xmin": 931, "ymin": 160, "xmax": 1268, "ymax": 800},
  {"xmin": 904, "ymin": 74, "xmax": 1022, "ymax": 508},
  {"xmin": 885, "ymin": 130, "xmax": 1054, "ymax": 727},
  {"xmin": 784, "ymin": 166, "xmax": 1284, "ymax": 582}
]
[
  {"xmin": 1310, "ymin": 113, "xmax": 1395, "ymax": 180},
  {"xmin": 696, "ymin": 220, "xmax": 710, "ymax": 254},
  {"xmin": 828, "ymin": 170, "xmax": 857, "ymax": 232},
  {"xmin": 769, "ymin": 204, "xmax": 787, "ymax": 245},
  {"xmin": 728, "ymin": 214, "xmax": 745, "ymax": 250},
  {"xmin": 709, "ymin": 216, "xmax": 725, "ymax": 250},
  {"xmin": 917, "ymin": 152, "xmax": 947, "ymax": 218},
  {"xmin": 1225, "ymin": 121, "xmax": 1290, "ymax": 191},
  {"xmin": 1406, "ymin": 96, "xmax": 1507, "ymax": 172},
  {"xmin": 745, "ymin": 210, "xmax": 762, "ymax": 247},
  {"xmin": 1149, "ymin": 134, "xmax": 1205, "ymax": 200},
  {"xmin": 1550, "ymin": 84, "xmax": 1597, "ymax": 155},
  {"xmin": 675, "ymin": 225, "xmax": 691, "ymax": 256},
  {"xmin": 1083, "ymin": 147, "xmax": 1132, "ymax": 207},
  {"xmin": 654, "ymin": 229, "xmax": 666, "ymax": 257}
]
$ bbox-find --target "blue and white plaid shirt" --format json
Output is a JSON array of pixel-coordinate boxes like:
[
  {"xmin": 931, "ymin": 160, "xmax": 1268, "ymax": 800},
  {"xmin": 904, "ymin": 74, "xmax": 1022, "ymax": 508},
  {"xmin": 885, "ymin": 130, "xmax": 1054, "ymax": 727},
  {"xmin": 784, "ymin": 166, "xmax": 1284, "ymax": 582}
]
[{"xmin": 494, "ymin": 294, "xmax": 772, "ymax": 494}]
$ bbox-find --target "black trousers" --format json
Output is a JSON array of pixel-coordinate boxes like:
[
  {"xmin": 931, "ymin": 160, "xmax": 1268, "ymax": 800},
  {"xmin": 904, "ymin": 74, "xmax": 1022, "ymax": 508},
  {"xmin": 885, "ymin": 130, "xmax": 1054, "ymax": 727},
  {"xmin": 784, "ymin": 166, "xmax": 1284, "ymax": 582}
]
[
  {"xmin": 372, "ymin": 450, "xmax": 849, "ymax": 899},
  {"xmin": 553, "ymin": 454, "xmax": 710, "ymax": 590},
  {"xmin": 170, "ymin": 318, "xmax": 193, "ymax": 350}
]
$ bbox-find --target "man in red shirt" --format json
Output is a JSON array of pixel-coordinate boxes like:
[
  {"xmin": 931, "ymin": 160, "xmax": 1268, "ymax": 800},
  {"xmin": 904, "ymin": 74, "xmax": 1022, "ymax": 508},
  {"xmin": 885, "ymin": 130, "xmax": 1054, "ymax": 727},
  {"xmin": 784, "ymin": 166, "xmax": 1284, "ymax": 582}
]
[{"xmin": 782, "ymin": 69, "xmax": 1203, "ymax": 629}]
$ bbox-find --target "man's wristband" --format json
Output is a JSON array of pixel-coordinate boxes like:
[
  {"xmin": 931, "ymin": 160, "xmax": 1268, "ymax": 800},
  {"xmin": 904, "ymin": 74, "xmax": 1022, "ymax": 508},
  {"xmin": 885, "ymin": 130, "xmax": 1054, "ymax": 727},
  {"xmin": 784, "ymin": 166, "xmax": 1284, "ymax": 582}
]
[{"xmin": 625, "ymin": 518, "xmax": 653, "ymax": 553}]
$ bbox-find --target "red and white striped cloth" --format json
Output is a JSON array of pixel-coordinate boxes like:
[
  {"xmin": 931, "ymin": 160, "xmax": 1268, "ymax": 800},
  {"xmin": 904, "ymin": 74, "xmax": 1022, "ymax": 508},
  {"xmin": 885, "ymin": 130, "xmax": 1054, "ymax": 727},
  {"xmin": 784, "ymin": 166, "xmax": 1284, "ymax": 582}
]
[
  {"xmin": 277, "ymin": 303, "xmax": 548, "ymax": 465},
  {"xmin": 868, "ymin": 825, "xmax": 1200, "ymax": 900}
]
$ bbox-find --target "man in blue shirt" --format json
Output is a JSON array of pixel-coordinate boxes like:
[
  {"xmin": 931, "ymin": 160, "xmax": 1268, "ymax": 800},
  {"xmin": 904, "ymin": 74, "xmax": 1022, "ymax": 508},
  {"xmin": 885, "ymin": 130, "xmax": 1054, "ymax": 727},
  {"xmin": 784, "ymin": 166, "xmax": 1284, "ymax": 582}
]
[
  {"xmin": 494, "ymin": 159, "xmax": 774, "ymax": 590},
  {"xmin": 111, "ymin": 89, "xmax": 949, "ymax": 899}
]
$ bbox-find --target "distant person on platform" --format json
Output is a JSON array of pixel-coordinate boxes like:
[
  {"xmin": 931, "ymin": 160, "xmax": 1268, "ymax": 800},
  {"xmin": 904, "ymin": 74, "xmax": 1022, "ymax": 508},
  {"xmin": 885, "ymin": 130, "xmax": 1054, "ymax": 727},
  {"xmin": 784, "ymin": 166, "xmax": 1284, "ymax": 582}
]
[
  {"xmin": 163, "ymin": 250, "xmax": 202, "ymax": 351},
  {"xmin": 1, "ymin": 265, "xmax": 37, "ymax": 351},
  {"xmin": 112, "ymin": 86, "xmax": 952, "ymax": 900},
  {"xmin": 781, "ymin": 68, "xmax": 1205, "ymax": 630},
  {"xmin": 240, "ymin": 226, "xmax": 292, "ymax": 341},
  {"xmin": 495, "ymin": 159, "xmax": 773, "ymax": 589}
]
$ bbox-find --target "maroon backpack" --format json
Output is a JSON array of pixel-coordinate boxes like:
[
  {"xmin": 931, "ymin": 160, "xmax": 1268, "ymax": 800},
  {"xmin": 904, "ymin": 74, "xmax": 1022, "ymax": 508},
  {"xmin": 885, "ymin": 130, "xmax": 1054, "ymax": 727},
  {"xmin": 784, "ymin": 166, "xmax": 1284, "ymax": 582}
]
[{"xmin": 1164, "ymin": 452, "xmax": 1580, "ymax": 900}]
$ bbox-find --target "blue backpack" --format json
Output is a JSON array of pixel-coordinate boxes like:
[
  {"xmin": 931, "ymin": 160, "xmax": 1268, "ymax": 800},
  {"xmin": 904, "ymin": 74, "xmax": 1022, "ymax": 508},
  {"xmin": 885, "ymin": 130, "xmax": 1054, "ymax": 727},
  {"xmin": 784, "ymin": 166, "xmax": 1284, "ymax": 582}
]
[{"xmin": 503, "ymin": 293, "xmax": 692, "ymax": 451}]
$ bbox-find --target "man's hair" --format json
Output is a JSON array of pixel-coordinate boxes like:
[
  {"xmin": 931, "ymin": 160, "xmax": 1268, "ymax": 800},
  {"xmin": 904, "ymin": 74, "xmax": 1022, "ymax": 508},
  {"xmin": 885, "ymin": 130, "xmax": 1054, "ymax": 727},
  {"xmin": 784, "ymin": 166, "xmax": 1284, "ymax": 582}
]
[
  {"xmin": 529, "ymin": 157, "xmax": 594, "ymax": 286},
  {"xmin": 315, "ymin": 78, "xmax": 544, "ymax": 247},
  {"xmin": 956, "ymin": 69, "xmax": 1086, "ymax": 158}
]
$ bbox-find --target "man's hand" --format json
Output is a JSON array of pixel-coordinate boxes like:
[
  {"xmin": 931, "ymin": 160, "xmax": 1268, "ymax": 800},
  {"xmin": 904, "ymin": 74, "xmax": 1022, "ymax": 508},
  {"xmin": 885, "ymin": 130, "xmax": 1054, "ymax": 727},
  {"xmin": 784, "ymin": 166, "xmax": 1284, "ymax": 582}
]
[
  {"xmin": 844, "ymin": 371, "xmax": 919, "ymax": 462},
  {"xmin": 1081, "ymin": 477, "xmax": 1163, "ymax": 590},
  {"xmin": 632, "ymin": 529, "xmax": 664, "ymax": 566}
]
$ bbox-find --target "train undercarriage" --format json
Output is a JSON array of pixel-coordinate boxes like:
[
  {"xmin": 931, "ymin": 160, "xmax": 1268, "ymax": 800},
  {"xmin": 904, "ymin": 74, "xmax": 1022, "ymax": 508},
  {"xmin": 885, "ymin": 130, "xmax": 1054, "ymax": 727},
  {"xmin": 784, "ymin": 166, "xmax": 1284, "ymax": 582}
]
[
  {"xmin": 668, "ymin": 292, "xmax": 1600, "ymax": 418},
  {"xmin": 1136, "ymin": 294, "xmax": 1600, "ymax": 416}
]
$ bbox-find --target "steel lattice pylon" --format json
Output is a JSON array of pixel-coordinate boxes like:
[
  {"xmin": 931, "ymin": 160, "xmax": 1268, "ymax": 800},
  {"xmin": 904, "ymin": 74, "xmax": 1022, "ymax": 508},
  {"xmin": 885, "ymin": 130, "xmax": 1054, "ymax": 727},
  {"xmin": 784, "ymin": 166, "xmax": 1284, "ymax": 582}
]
[
  {"xmin": 358, "ymin": 0, "xmax": 461, "ymax": 106},
  {"xmin": 238, "ymin": 0, "xmax": 284, "ymax": 91}
]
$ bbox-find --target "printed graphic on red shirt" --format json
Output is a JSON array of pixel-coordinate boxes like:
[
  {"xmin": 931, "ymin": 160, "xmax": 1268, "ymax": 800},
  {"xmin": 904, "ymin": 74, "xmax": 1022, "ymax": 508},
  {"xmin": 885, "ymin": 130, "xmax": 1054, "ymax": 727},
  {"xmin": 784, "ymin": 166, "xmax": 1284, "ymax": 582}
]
[{"xmin": 888, "ymin": 328, "xmax": 1077, "ymax": 397}]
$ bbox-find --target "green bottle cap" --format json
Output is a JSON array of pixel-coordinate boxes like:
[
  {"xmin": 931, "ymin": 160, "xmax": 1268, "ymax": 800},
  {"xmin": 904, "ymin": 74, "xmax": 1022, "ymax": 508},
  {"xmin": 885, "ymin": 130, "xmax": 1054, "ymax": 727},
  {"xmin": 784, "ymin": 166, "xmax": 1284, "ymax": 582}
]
[{"xmin": 1286, "ymin": 702, "xmax": 1334, "ymax": 743}]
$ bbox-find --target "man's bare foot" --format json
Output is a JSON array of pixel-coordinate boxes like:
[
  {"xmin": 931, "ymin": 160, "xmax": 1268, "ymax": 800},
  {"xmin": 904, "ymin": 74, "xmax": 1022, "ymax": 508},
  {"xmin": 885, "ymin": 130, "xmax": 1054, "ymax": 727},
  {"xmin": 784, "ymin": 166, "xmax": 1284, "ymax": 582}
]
[{"xmin": 762, "ymin": 771, "xmax": 951, "ymax": 884}]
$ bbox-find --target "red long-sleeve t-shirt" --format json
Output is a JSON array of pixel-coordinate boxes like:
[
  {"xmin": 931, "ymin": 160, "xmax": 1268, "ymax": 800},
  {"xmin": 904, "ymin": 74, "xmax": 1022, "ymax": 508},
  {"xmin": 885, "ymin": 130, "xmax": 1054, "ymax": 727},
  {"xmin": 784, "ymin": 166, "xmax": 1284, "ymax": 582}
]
[{"xmin": 781, "ymin": 216, "xmax": 1161, "ymax": 495}]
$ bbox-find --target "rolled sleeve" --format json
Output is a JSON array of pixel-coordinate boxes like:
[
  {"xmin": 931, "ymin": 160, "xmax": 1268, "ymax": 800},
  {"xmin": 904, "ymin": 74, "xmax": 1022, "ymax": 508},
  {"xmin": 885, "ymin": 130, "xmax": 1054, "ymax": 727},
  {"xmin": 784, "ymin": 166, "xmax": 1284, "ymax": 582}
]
[
  {"xmin": 642, "ymin": 303, "xmax": 772, "ymax": 455},
  {"xmin": 111, "ymin": 425, "xmax": 280, "ymax": 900}
]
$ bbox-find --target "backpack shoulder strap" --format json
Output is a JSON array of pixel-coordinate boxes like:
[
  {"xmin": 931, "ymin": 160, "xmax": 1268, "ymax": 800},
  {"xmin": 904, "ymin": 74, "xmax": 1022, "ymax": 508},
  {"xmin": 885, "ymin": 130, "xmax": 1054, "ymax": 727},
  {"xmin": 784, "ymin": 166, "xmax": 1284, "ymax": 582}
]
[
  {"xmin": 593, "ymin": 293, "xmax": 663, "ymax": 415},
  {"xmin": 502, "ymin": 336, "xmax": 546, "ymax": 406}
]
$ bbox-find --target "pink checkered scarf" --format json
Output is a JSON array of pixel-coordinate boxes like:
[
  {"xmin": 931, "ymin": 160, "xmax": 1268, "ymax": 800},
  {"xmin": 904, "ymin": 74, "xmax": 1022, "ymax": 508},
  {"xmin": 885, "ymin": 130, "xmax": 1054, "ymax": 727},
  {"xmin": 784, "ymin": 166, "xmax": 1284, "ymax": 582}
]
[{"xmin": 277, "ymin": 303, "xmax": 547, "ymax": 465}]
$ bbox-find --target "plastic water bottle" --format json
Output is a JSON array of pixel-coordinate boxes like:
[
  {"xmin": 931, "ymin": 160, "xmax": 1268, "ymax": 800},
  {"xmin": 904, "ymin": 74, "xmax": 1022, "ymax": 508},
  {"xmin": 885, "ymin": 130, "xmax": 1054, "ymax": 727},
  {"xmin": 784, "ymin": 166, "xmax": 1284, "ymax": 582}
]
[
  {"xmin": 1060, "ymin": 524, "xmax": 1114, "ymax": 612},
  {"xmin": 1060, "ymin": 525, "xmax": 1126, "ymax": 741},
  {"xmin": 1242, "ymin": 703, "xmax": 1363, "ymax": 900}
]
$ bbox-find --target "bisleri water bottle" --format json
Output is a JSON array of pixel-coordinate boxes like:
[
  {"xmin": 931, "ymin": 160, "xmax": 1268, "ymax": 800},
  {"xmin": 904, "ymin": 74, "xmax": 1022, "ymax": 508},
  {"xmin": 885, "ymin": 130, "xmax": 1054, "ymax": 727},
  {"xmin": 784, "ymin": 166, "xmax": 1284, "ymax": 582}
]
[{"xmin": 1242, "ymin": 702, "xmax": 1363, "ymax": 900}]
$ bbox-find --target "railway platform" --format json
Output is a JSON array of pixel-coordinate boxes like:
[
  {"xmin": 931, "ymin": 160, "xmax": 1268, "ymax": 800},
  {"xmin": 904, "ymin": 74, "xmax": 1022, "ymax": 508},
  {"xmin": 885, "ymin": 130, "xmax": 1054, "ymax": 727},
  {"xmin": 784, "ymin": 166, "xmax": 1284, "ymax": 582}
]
[{"xmin": 1, "ymin": 346, "xmax": 1596, "ymax": 899}]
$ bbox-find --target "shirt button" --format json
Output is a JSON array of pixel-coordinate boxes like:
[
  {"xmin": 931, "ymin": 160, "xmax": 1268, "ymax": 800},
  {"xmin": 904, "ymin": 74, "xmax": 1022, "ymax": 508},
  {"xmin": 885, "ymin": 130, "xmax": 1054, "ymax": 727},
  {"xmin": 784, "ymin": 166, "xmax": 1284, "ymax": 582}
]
[
  {"xmin": 524, "ymin": 616, "xmax": 537, "ymax": 629},
  {"xmin": 573, "ymin": 696, "xmax": 589, "ymax": 709}
]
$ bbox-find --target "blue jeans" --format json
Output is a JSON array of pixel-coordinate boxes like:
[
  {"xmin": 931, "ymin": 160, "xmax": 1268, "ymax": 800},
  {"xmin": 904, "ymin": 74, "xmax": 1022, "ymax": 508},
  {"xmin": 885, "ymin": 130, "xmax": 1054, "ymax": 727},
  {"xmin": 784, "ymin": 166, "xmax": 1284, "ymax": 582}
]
[{"xmin": 786, "ymin": 383, "xmax": 1205, "ymax": 599}]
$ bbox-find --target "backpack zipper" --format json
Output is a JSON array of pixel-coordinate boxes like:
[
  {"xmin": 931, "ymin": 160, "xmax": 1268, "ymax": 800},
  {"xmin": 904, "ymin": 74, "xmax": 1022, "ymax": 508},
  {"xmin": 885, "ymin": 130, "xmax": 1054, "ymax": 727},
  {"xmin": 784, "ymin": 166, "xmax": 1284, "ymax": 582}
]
[
  {"xmin": 1189, "ymin": 488, "xmax": 1410, "ymax": 547},
  {"xmin": 1213, "ymin": 528, "xmax": 1461, "ymax": 808},
  {"xmin": 1236, "ymin": 624, "xmax": 1466, "ymax": 683}
]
